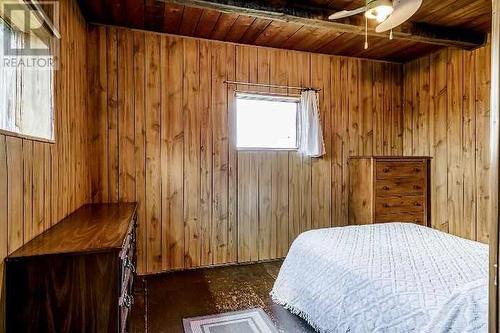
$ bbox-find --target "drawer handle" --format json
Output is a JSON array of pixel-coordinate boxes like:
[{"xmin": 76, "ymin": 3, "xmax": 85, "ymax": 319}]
[
  {"xmin": 414, "ymin": 202, "xmax": 422, "ymax": 207},
  {"xmin": 120, "ymin": 235, "xmax": 133, "ymax": 259},
  {"xmin": 413, "ymin": 168, "xmax": 421, "ymax": 172},
  {"xmin": 119, "ymin": 248, "xmax": 127, "ymax": 260},
  {"xmin": 124, "ymin": 257, "xmax": 136, "ymax": 273},
  {"xmin": 383, "ymin": 203, "xmax": 389, "ymax": 208},
  {"xmin": 383, "ymin": 186, "xmax": 389, "ymax": 191},
  {"xmin": 383, "ymin": 168, "xmax": 390, "ymax": 173},
  {"xmin": 119, "ymin": 294, "xmax": 134, "ymax": 308},
  {"xmin": 413, "ymin": 185, "xmax": 421, "ymax": 190},
  {"xmin": 128, "ymin": 228, "xmax": 136, "ymax": 244}
]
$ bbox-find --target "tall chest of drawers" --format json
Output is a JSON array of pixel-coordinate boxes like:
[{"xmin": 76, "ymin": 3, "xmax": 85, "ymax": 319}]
[
  {"xmin": 348, "ymin": 157, "xmax": 431, "ymax": 226},
  {"xmin": 5, "ymin": 203, "xmax": 137, "ymax": 333}
]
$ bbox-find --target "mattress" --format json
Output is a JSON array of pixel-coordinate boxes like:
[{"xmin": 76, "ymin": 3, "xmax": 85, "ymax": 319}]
[{"xmin": 270, "ymin": 223, "xmax": 488, "ymax": 333}]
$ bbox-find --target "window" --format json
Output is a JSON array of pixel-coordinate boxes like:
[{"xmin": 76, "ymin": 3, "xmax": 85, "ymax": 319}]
[
  {"xmin": 236, "ymin": 93, "xmax": 298, "ymax": 150},
  {"xmin": 0, "ymin": 5, "xmax": 56, "ymax": 142}
]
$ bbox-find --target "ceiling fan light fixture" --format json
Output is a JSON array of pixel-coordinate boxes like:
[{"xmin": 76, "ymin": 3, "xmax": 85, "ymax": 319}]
[{"xmin": 364, "ymin": 0, "xmax": 394, "ymax": 22}]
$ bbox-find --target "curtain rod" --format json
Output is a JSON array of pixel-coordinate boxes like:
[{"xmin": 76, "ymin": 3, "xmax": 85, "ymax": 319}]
[
  {"xmin": 224, "ymin": 80, "xmax": 321, "ymax": 92},
  {"xmin": 235, "ymin": 90, "xmax": 301, "ymax": 98}
]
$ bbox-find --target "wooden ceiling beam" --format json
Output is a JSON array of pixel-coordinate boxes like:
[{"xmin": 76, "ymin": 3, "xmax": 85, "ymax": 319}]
[{"xmin": 160, "ymin": 0, "xmax": 487, "ymax": 49}]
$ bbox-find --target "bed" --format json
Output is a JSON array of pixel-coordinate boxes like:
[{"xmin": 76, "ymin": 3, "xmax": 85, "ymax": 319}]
[{"xmin": 271, "ymin": 223, "xmax": 488, "ymax": 333}]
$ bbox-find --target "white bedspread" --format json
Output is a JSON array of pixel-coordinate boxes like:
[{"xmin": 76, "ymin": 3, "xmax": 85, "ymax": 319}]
[{"xmin": 270, "ymin": 223, "xmax": 488, "ymax": 333}]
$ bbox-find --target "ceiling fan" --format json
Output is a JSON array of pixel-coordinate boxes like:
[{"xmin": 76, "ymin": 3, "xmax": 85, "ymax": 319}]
[{"xmin": 328, "ymin": 0, "xmax": 423, "ymax": 33}]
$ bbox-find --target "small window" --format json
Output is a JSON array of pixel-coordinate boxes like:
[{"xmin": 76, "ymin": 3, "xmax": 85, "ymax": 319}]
[
  {"xmin": 236, "ymin": 93, "xmax": 298, "ymax": 150},
  {"xmin": 0, "ymin": 5, "xmax": 56, "ymax": 142}
]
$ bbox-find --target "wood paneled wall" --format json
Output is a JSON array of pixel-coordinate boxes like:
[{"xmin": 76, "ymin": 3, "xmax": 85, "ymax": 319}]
[
  {"xmin": 87, "ymin": 25, "xmax": 403, "ymax": 274},
  {"xmin": 0, "ymin": 0, "xmax": 90, "ymax": 329},
  {"xmin": 402, "ymin": 45, "xmax": 492, "ymax": 244}
]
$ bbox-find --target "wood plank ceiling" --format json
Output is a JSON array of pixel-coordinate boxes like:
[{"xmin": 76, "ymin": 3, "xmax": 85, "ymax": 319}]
[{"xmin": 77, "ymin": 0, "xmax": 492, "ymax": 62}]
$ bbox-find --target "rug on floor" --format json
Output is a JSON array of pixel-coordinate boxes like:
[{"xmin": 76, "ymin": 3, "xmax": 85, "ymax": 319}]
[{"xmin": 183, "ymin": 308, "xmax": 279, "ymax": 333}]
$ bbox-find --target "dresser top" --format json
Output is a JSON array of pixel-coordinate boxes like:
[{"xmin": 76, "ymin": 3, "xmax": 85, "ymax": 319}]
[{"xmin": 7, "ymin": 203, "xmax": 137, "ymax": 259}]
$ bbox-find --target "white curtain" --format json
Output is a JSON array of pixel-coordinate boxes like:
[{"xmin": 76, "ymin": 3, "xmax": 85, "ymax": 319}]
[{"xmin": 298, "ymin": 90, "xmax": 325, "ymax": 157}]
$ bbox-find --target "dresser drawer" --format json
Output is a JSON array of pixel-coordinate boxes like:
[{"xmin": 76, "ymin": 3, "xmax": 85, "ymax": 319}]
[
  {"xmin": 119, "ymin": 291, "xmax": 134, "ymax": 333},
  {"xmin": 376, "ymin": 211, "xmax": 425, "ymax": 225},
  {"xmin": 376, "ymin": 195, "xmax": 425, "ymax": 212},
  {"xmin": 375, "ymin": 196, "xmax": 424, "ymax": 222},
  {"xmin": 376, "ymin": 161, "xmax": 425, "ymax": 180},
  {"xmin": 120, "ymin": 252, "xmax": 136, "ymax": 298},
  {"xmin": 119, "ymin": 255, "xmax": 135, "ymax": 333},
  {"xmin": 376, "ymin": 178, "xmax": 425, "ymax": 197},
  {"xmin": 119, "ymin": 226, "xmax": 136, "ymax": 333}
]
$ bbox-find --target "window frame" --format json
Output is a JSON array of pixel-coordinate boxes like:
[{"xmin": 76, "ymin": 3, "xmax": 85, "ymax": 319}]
[{"xmin": 234, "ymin": 92, "xmax": 300, "ymax": 151}]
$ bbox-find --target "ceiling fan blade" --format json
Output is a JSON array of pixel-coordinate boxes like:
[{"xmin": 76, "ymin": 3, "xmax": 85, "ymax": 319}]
[
  {"xmin": 375, "ymin": 0, "xmax": 422, "ymax": 32},
  {"xmin": 328, "ymin": 7, "xmax": 366, "ymax": 20}
]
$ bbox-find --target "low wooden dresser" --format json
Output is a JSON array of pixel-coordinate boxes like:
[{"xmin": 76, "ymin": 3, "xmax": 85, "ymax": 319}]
[
  {"xmin": 5, "ymin": 203, "xmax": 137, "ymax": 333},
  {"xmin": 348, "ymin": 157, "xmax": 431, "ymax": 226}
]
